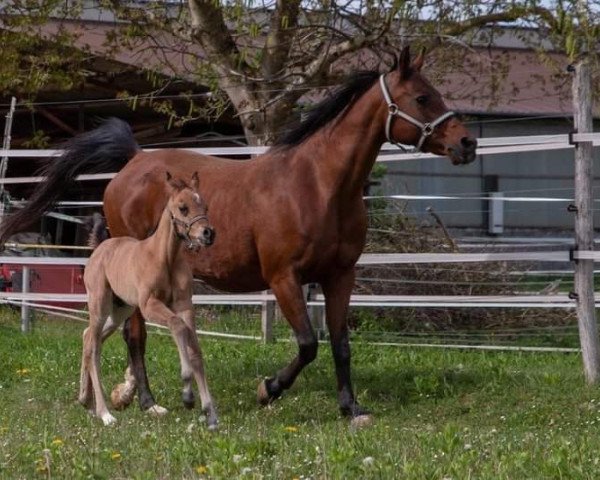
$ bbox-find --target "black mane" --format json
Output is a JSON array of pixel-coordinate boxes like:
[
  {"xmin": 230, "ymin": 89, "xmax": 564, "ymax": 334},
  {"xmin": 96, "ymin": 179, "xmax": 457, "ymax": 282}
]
[{"xmin": 273, "ymin": 71, "xmax": 380, "ymax": 147}]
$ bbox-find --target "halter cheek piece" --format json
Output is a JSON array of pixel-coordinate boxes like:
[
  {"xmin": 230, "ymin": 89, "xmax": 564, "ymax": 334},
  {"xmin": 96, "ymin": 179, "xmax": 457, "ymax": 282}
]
[
  {"xmin": 379, "ymin": 74, "xmax": 456, "ymax": 151},
  {"xmin": 171, "ymin": 214, "xmax": 209, "ymax": 249}
]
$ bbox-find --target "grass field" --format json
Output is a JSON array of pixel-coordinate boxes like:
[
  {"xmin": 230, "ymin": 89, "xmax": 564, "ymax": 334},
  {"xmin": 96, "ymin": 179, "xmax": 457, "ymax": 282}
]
[{"xmin": 1, "ymin": 308, "xmax": 600, "ymax": 479}]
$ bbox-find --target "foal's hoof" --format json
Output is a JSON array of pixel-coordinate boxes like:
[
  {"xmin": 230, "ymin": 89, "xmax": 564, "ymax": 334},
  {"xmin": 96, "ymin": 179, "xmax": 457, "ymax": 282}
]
[
  {"xmin": 101, "ymin": 412, "xmax": 118, "ymax": 426},
  {"xmin": 182, "ymin": 390, "xmax": 195, "ymax": 410},
  {"xmin": 350, "ymin": 414, "xmax": 374, "ymax": 429},
  {"xmin": 146, "ymin": 405, "xmax": 169, "ymax": 417}
]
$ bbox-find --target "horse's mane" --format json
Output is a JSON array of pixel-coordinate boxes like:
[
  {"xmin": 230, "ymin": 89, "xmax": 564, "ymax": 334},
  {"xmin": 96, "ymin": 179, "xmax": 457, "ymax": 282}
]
[{"xmin": 273, "ymin": 70, "xmax": 380, "ymax": 148}]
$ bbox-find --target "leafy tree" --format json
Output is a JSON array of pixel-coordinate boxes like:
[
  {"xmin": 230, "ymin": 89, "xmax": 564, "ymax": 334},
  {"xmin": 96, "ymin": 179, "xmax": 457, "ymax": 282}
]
[{"xmin": 1, "ymin": 0, "xmax": 598, "ymax": 144}]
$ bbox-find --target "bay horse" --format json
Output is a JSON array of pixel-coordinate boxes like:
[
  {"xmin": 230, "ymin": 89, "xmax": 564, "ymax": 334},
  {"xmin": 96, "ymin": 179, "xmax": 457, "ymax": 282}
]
[
  {"xmin": 79, "ymin": 171, "xmax": 218, "ymax": 427},
  {"xmin": 0, "ymin": 46, "xmax": 477, "ymax": 426}
]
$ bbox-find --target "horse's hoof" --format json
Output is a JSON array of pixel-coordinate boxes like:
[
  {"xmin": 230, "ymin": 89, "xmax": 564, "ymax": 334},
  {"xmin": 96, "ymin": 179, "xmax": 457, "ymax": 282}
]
[
  {"xmin": 350, "ymin": 414, "xmax": 374, "ymax": 429},
  {"xmin": 207, "ymin": 421, "xmax": 219, "ymax": 432},
  {"xmin": 182, "ymin": 390, "xmax": 195, "ymax": 409},
  {"xmin": 101, "ymin": 412, "xmax": 117, "ymax": 426},
  {"xmin": 257, "ymin": 379, "xmax": 272, "ymax": 406},
  {"xmin": 146, "ymin": 405, "xmax": 168, "ymax": 417},
  {"xmin": 111, "ymin": 383, "xmax": 135, "ymax": 410}
]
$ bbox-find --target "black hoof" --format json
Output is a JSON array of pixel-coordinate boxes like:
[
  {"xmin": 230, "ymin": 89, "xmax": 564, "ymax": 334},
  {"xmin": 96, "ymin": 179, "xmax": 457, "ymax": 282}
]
[
  {"xmin": 182, "ymin": 390, "xmax": 195, "ymax": 409},
  {"xmin": 257, "ymin": 378, "xmax": 282, "ymax": 406}
]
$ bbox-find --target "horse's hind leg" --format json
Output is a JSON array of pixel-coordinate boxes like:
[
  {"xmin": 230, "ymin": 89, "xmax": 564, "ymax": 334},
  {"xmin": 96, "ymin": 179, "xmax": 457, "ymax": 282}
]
[
  {"xmin": 177, "ymin": 305, "xmax": 218, "ymax": 430},
  {"xmin": 257, "ymin": 273, "xmax": 318, "ymax": 405},
  {"xmin": 112, "ymin": 309, "xmax": 158, "ymax": 412}
]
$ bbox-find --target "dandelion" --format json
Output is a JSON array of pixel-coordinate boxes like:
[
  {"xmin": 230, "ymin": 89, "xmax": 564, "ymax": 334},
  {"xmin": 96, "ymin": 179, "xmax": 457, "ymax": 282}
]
[
  {"xmin": 111, "ymin": 452, "xmax": 121, "ymax": 461},
  {"xmin": 51, "ymin": 438, "xmax": 64, "ymax": 447},
  {"xmin": 241, "ymin": 467, "xmax": 252, "ymax": 475},
  {"xmin": 233, "ymin": 454, "xmax": 243, "ymax": 464},
  {"xmin": 16, "ymin": 368, "xmax": 30, "ymax": 376},
  {"xmin": 284, "ymin": 426, "xmax": 299, "ymax": 433},
  {"xmin": 196, "ymin": 465, "xmax": 208, "ymax": 475}
]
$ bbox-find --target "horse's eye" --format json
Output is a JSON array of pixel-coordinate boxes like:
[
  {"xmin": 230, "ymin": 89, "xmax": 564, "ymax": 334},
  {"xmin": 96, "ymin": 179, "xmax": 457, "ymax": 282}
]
[
  {"xmin": 179, "ymin": 205, "xmax": 189, "ymax": 216},
  {"xmin": 416, "ymin": 95, "xmax": 428, "ymax": 105}
]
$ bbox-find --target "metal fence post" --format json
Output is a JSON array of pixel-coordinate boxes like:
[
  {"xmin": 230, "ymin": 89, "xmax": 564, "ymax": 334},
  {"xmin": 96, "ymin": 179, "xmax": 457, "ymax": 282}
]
[{"xmin": 21, "ymin": 266, "xmax": 31, "ymax": 332}]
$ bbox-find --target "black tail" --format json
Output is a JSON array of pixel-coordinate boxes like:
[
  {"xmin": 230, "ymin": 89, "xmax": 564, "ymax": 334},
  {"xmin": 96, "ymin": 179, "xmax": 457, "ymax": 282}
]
[{"xmin": 0, "ymin": 118, "xmax": 139, "ymax": 245}]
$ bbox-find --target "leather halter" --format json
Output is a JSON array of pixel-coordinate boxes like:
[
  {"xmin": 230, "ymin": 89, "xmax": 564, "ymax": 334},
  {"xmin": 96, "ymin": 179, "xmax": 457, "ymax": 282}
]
[
  {"xmin": 171, "ymin": 213, "xmax": 209, "ymax": 249},
  {"xmin": 379, "ymin": 74, "xmax": 455, "ymax": 151}
]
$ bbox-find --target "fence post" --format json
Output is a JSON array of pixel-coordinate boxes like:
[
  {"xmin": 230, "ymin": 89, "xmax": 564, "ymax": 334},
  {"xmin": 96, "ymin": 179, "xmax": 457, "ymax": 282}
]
[
  {"xmin": 306, "ymin": 284, "xmax": 326, "ymax": 339},
  {"xmin": 21, "ymin": 266, "xmax": 31, "ymax": 333},
  {"xmin": 571, "ymin": 59, "xmax": 600, "ymax": 384},
  {"xmin": 261, "ymin": 290, "xmax": 275, "ymax": 343}
]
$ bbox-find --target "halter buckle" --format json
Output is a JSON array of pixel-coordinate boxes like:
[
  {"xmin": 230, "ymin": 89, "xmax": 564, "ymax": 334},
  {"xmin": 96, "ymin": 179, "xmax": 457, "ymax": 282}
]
[
  {"xmin": 388, "ymin": 104, "xmax": 399, "ymax": 115},
  {"xmin": 422, "ymin": 123, "xmax": 434, "ymax": 136}
]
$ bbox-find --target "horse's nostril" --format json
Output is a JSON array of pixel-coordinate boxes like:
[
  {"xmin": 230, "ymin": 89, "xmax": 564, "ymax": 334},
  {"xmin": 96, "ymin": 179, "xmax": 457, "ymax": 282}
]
[
  {"xmin": 203, "ymin": 228, "xmax": 215, "ymax": 241},
  {"xmin": 461, "ymin": 136, "xmax": 477, "ymax": 150}
]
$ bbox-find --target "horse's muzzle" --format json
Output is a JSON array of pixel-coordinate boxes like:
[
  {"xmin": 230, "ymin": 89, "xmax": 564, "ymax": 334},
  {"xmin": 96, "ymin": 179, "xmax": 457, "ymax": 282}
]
[{"xmin": 448, "ymin": 136, "xmax": 478, "ymax": 165}]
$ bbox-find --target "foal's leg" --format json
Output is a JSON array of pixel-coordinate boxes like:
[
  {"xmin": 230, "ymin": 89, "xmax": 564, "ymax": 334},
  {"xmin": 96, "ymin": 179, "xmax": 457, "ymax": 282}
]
[
  {"xmin": 79, "ymin": 314, "xmax": 121, "ymax": 410},
  {"xmin": 322, "ymin": 269, "xmax": 372, "ymax": 427},
  {"xmin": 257, "ymin": 273, "xmax": 318, "ymax": 405},
  {"xmin": 141, "ymin": 297, "xmax": 213, "ymax": 426},
  {"xmin": 175, "ymin": 302, "xmax": 218, "ymax": 429},
  {"xmin": 81, "ymin": 296, "xmax": 116, "ymax": 425}
]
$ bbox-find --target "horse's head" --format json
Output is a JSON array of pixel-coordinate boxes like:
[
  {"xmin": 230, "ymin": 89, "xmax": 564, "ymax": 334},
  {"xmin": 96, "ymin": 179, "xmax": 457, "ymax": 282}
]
[
  {"xmin": 166, "ymin": 171, "xmax": 215, "ymax": 249},
  {"xmin": 380, "ymin": 46, "xmax": 477, "ymax": 165}
]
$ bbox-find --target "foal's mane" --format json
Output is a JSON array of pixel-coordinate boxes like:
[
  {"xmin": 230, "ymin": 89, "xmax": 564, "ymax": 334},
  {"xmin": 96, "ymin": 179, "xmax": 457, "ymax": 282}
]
[{"xmin": 273, "ymin": 70, "xmax": 380, "ymax": 148}]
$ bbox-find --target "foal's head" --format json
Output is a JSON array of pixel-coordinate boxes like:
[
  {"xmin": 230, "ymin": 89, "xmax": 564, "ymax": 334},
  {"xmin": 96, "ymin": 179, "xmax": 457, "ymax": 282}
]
[
  {"xmin": 381, "ymin": 46, "xmax": 477, "ymax": 165},
  {"xmin": 166, "ymin": 171, "xmax": 215, "ymax": 249}
]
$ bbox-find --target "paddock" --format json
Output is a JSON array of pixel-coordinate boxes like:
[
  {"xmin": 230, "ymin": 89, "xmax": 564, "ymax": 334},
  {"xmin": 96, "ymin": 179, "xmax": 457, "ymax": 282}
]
[{"xmin": 0, "ymin": 123, "xmax": 599, "ymax": 478}]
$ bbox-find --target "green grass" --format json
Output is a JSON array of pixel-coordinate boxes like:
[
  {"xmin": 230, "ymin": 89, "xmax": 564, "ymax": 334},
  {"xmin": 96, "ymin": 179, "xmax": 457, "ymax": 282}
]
[{"xmin": 1, "ymin": 309, "xmax": 600, "ymax": 479}]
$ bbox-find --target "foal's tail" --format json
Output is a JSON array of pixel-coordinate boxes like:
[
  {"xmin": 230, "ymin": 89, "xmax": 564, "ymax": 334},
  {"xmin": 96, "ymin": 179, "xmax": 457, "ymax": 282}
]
[
  {"xmin": 86, "ymin": 212, "xmax": 110, "ymax": 250},
  {"xmin": 0, "ymin": 118, "xmax": 139, "ymax": 245}
]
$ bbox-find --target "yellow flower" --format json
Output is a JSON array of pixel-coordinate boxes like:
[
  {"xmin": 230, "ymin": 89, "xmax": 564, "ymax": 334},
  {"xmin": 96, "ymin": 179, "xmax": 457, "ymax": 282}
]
[
  {"xmin": 284, "ymin": 426, "xmax": 299, "ymax": 433},
  {"xmin": 51, "ymin": 438, "xmax": 63, "ymax": 447},
  {"xmin": 111, "ymin": 452, "xmax": 121, "ymax": 460},
  {"xmin": 16, "ymin": 368, "xmax": 30, "ymax": 375},
  {"xmin": 35, "ymin": 458, "xmax": 48, "ymax": 473},
  {"xmin": 196, "ymin": 465, "xmax": 208, "ymax": 475}
]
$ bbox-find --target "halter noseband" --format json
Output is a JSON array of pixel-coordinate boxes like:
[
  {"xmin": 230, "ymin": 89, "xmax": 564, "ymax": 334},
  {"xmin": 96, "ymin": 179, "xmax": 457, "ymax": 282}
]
[
  {"xmin": 171, "ymin": 213, "xmax": 209, "ymax": 249},
  {"xmin": 379, "ymin": 74, "xmax": 455, "ymax": 151}
]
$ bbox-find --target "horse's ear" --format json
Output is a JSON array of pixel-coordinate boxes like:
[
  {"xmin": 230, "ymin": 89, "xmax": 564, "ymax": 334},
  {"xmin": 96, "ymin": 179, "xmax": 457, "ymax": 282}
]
[
  {"xmin": 398, "ymin": 45, "xmax": 412, "ymax": 79},
  {"xmin": 412, "ymin": 47, "xmax": 426, "ymax": 72},
  {"xmin": 191, "ymin": 171, "xmax": 199, "ymax": 190}
]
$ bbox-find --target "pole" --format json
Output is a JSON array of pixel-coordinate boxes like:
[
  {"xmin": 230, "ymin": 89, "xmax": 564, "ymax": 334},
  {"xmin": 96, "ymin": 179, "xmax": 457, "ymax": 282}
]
[
  {"xmin": 0, "ymin": 97, "xmax": 16, "ymax": 204},
  {"xmin": 261, "ymin": 290, "xmax": 275, "ymax": 343},
  {"xmin": 21, "ymin": 266, "xmax": 31, "ymax": 332},
  {"xmin": 571, "ymin": 60, "xmax": 599, "ymax": 384}
]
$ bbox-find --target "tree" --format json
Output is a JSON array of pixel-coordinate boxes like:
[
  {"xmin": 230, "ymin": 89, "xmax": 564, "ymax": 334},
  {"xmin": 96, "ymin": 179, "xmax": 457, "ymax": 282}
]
[{"xmin": 2, "ymin": 1, "xmax": 599, "ymax": 145}]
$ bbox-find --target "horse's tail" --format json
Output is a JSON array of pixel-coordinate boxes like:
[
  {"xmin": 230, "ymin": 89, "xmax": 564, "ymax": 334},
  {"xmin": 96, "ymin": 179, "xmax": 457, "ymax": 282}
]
[
  {"xmin": 0, "ymin": 118, "xmax": 139, "ymax": 245},
  {"xmin": 86, "ymin": 212, "xmax": 110, "ymax": 250}
]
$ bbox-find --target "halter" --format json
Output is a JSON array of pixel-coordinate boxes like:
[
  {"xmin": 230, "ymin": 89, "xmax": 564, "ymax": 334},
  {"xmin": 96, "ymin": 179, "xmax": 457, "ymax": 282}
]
[
  {"xmin": 379, "ymin": 74, "xmax": 456, "ymax": 151},
  {"xmin": 171, "ymin": 213, "xmax": 209, "ymax": 249}
]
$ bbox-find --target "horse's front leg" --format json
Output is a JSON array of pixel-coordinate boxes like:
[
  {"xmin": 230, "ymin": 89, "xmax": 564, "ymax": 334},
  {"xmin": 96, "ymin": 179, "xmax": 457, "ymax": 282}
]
[
  {"xmin": 321, "ymin": 268, "xmax": 372, "ymax": 427},
  {"xmin": 257, "ymin": 272, "xmax": 318, "ymax": 405},
  {"xmin": 111, "ymin": 309, "xmax": 167, "ymax": 416}
]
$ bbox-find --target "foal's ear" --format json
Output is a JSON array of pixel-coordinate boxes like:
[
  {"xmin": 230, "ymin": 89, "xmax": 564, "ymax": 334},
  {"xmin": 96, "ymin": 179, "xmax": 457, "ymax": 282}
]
[
  {"xmin": 191, "ymin": 171, "xmax": 199, "ymax": 190},
  {"xmin": 398, "ymin": 45, "xmax": 412, "ymax": 79},
  {"xmin": 412, "ymin": 47, "xmax": 426, "ymax": 72},
  {"xmin": 165, "ymin": 171, "xmax": 179, "ymax": 191}
]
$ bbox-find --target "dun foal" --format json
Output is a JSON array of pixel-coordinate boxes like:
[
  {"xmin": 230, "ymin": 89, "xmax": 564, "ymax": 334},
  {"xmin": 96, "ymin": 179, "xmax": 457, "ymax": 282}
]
[{"xmin": 79, "ymin": 172, "xmax": 218, "ymax": 428}]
